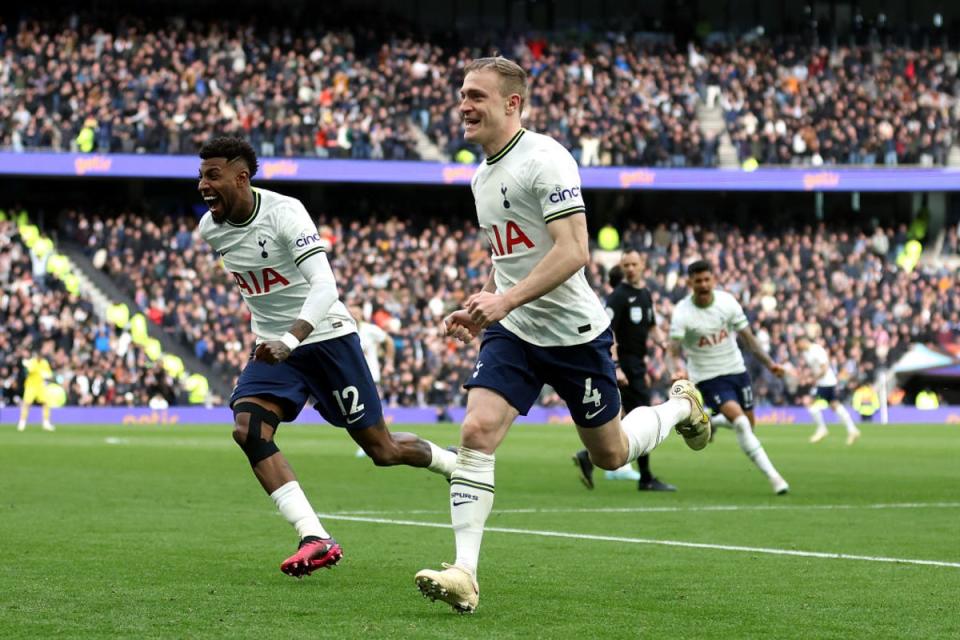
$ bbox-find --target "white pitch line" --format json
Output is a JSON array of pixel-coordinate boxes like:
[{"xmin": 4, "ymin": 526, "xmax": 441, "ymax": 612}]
[
  {"xmin": 317, "ymin": 513, "xmax": 960, "ymax": 569},
  {"xmin": 327, "ymin": 501, "xmax": 960, "ymax": 516}
]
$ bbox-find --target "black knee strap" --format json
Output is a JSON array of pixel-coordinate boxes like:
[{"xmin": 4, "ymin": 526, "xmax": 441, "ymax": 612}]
[{"xmin": 233, "ymin": 402, "xmax": 281, "ymax": 466}]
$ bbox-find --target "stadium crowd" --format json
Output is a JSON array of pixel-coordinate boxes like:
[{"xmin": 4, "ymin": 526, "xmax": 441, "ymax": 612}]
[
  {"xmin": 0, "ymin": 219, "xmax": 184, "ymax": 408},
  {"xmin": 715, "ymin": 43, "xmax": 960, "ymax": 166},
  {"xmin": 0, "ymin": 17, "xmax": 427, "ymax": 159},
  {"xmin": 54, "ymin": 209, "xmax": 959, "ymax": 409},
  {"xmin": 426, "ymin": 35, "xmax": 711, "ymax": 167},
  {"xmin": 2, "ymin": 14, "xmax": 959, "ymax": 167}
]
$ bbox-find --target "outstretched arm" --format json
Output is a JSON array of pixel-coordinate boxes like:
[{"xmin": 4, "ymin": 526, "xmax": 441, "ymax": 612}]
[
  {"xmin": 381, "ymin": 331, "xmax": 396, "ymax": 376},
  {"xmin": 667, "ymin": 340, "xmax": 688, "ymax": 381},
  {"xmin": 738, "ymin": 327, "xmax": 784, "ymax": 377}
]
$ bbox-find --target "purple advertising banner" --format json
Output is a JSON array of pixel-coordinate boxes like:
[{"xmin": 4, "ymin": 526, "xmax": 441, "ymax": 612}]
[
  {"xmin": 4, "ymin": 405, "xmax": 960, "ymax": 426},
  {"xmin": 1, "ymin": 151, "xmax": 959, "ymax": 192}
]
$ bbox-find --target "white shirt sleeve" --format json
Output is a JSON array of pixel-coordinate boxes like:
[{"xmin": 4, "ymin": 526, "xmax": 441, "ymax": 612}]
[
  {"xmin": 725, "ymin": 294, "xmax": 749, "ymax": 332},
  {"xmin": 810, "ymin": 345, "xmax": 828, "ymax": 368},
  {"xmin": 529, "ymin": 145, "xmax": 587, "ymax": 224},
  {"xmin": 669, "ymin": 304, "xmax": 686, "ymax": 340},
  {"xmin": 278, "ymin": 202, "xmax": 339, "ymax": 329}
]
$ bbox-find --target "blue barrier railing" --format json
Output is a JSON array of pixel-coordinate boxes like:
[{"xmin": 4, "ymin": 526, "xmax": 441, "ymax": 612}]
[
  {"xmin": 4, "ymin": 405, "xmax": 957, "ymax": 425},
  {"xmin": 2, "ymin": 152, "xmax": 959, "ymax": 191}
]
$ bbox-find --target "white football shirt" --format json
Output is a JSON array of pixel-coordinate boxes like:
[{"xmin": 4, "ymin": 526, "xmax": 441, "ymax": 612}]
[
  {"xmin": 199, "ymin": 187, "xmax": 355, "ymax": 346},
  {"xmin": 669, "ymin": 289, "xmax": 749, "ymax": 382},
  {"xmin": 357, "ymin": 321, "xmax": 389, "ymax": 383},
  {"xmin": 471, "ymin": 128, "xmax": 609, "ymax": 347},
  {"xmin": 802, "ymin": 342, "xmax": 838, "ymax": 387}
]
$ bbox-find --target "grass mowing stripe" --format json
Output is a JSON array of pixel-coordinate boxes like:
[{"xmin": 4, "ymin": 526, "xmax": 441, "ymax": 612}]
[
  {"xmin": 327, "ymin": 501, "xmax": 960, "ymax": 515},
  {"xmin": 318, "ymin": 513, "xmax": 960, "ymax": 569}
]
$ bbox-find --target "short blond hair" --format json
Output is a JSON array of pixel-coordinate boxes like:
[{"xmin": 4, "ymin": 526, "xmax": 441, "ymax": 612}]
[{"xmin": 463, "ymin": 56, "xmax": 528, "ymax": 109}]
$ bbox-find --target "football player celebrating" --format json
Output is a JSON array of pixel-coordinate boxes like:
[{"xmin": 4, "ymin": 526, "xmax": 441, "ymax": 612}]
[{"xmin": 197, "ymin": 137, "xmax": 456, "ymax": 578}]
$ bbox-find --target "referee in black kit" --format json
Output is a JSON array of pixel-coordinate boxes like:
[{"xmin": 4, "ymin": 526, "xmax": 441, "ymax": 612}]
[{"xmin": 573, "ymin": 250, "xmax": 676, "ymax": 491}]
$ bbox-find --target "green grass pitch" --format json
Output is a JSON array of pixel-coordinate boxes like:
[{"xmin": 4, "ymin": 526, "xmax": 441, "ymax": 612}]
[{"xmin": 3, "ymin": 422, "xmax": 958, "ymax": 639}]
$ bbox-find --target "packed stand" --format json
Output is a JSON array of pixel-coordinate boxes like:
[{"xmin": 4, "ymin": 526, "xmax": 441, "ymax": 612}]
[
  {"xmin": 0, "ymin": 219, "xmax": 184, "ymax": 408},
  {"xmin": 429, "ymin": 36, "xmax": 712, "ymax": 167},
  {"xmin": 438, "ymin": 37, "xmax": 960, "ymax": 168},
  {"xmin": 57, "ymin": 208, "xmax": 958, "ymax": 409},
  {"xmin": 712, "ymin": 43, "xmax": 960, "ymax": 166},
  {"xmin": 3, "ymin": 11, "xmax": 960, "ymax": 167},
  {"xmin": 0, "ymin": 16, "xmax": 431, "ymax": 159},
  {"xmin": 0, "ymin": 13, "xmax": 711, "ymax": 166}
]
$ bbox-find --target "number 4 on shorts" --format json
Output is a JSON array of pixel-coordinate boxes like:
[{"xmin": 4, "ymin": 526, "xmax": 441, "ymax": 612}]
[{"xmin": 582, "ymin": 377, "xmax": 602, "ymax": 407}]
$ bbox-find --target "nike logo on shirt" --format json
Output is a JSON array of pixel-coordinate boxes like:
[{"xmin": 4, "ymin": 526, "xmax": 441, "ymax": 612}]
[{"xmin": 346, "ymin": 413, "xmax": 366, "ymax": 425}]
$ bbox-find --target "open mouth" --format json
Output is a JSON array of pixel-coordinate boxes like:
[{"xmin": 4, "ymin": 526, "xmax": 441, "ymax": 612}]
[
  {"xmin": 463, "ymin": 117, "xmax": 481, "ymax": 134},
  {"xmin": 203, "ymin": 195, "xmax": 222, "ymax": 216}
]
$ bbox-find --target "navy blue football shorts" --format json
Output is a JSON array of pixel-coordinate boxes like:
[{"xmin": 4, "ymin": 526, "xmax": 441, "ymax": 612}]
[
  {"xmin": 463, "ymin": 322, "xmax": 621, "ymax": 428},
  {"xmin": 815, "ymin": 385, "xmax": 837, "ymax": 402},
  {"xmin": 230, "ymin": 332, "xmax": 382, "ymax": 429},
  {"xmin": 696, "ymin": 371, "xmax": 755, "ymax": 413}
]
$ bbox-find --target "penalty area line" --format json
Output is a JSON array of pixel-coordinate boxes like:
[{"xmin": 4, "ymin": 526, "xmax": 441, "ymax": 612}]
[{"xmin": 317, "ymin": 513, "xmax": 960, "ymax": 569}]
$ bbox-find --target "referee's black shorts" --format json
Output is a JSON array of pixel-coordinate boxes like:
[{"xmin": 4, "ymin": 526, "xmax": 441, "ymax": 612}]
[{"xmin": 619, "ymin": 368, "xmax": 651, "ymax": 413}]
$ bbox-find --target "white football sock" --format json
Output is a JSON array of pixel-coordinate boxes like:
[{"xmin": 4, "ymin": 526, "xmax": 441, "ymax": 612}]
[
  {"xmin": 808, "ymin": 406, "xmax": 827, "ymax": 431},
  {"xmin": 270, "ymin": 481, "xmax": 329, "ymax": 539},
  {"xmin": 621, "ymin": 403, "xmax": 680, "ymax": 459},
  {"xmin": 732, "ymin": 415, "xmax": 781, "ymax": 481},
  {"xmin": 711, "ymin": 413, "xmax": 733, "ymax": 429},
  {"xmin": 450, "ymin": 447, "xmax": 495, "ymax": 575},
  {"xmin": 654, "ymin": 398, "xmax": 691, "ymax": 428},
  {"xmin": 427, "ymin": 441, "xmax": 457, "ymax": 478},
  {"xmin": 835, "ymin": 404, "xmax": 859, "ymax": 434}
]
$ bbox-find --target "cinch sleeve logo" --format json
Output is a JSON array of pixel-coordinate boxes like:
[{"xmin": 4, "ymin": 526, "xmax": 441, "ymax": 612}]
[
  {"xmin": 295, "ymin": 232, "xmax": 322, "ymax": 248},
  {"xmin": 549, "ymin": 185, "xmax": 581, "ymax": 203}
]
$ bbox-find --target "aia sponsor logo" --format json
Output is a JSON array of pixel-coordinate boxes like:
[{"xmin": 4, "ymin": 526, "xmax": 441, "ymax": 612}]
[
  {"xmin": 486, "ymin": 221, "xmax": 534, "ymax": 256},
  {"xmin": 231, "ymin": 268, "xmax": 290, "ymax": 295},
  {"xmin": 697, "ymin": 329, "xmax": 729, "ymax": 348}
]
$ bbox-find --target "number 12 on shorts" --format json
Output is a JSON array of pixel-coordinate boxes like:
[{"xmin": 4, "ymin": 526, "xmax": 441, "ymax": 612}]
[
  {"xmin": 332, "ymin": 386, "xmax": 365, "ymax": 417},
  {"xmin": 583, "ymin": 377, "xmax": 602, "ymax": 407}
]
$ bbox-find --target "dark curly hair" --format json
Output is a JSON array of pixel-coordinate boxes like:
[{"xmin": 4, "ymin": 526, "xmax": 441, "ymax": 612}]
[
  {"xmin": 687, "ymin": 259, "xmax": 713, "ymax": 276},
  {"xmin": 199, "ymin": 136, "xmax": 259, "ymax": 178},
  {"xmin": 607, "ymin": 264, "xmax": 624, "ymax": 288}
]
